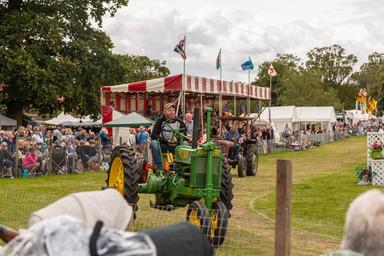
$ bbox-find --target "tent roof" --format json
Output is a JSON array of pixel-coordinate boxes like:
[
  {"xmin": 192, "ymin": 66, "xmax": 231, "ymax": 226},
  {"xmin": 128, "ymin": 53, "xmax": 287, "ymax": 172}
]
[
  {"xmin": 44, "ymin": 112, "xmax": 101, "ymax": 126},
  {"xmin": 0, "ymin": 114, "xmax": 17, "ymax": 127},
  {"xmin": 45, "ymin": 112, "xmax": 78, "ymax": 125},
  {"xmin": 101, "ymin": 74, "xmax": 271, "ymax": 100},
  {"xmin": 296, "ymin": 107, "xmax": 337, "ymax": 122},
  {"xmin": 103, "ymin": 112, "xmax": 154, "ymax": 128},
  {"xmin": 260, "ymin": 106, "xmax": 298, "ymax": 123}
]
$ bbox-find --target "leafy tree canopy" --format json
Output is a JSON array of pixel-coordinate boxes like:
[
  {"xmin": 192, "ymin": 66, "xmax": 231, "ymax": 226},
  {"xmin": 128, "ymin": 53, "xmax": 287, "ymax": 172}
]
[{"xmin": 0, "ymin": 0, "xmax": 169, "ymax": 123}]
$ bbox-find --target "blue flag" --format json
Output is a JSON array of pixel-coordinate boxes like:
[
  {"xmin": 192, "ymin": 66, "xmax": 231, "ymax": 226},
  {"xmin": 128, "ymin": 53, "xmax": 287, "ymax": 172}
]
[{"xmin": 241, "ymin": 59, "xmax": 254, "ymax": 71}]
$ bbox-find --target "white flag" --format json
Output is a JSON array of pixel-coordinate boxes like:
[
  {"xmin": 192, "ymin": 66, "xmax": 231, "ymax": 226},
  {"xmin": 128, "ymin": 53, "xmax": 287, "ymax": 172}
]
[{"xmin": 268, "ymin": 64, "xmax": 277, "ymax": 76}]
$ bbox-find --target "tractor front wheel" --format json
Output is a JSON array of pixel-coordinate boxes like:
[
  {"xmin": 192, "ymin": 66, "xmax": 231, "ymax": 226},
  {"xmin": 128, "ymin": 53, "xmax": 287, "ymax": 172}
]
[
  {"xmin": 107, "ymin": 145, "xmax": 140, "ymax": 218},
  {"xmin": 220, "ymin": 157, "xmax": 234, "ymax": 213},
  {"xmin": 245, "ymin": 145, "xmax": 258, "ymax": 176},
  {"xmin": 210, "ymin": 201, "xmax": 229, "ymax": 247},
  {"xmin": 186, "ymin": 201, "xmax": 210, "ymax": 239},
  {"xmin": 237, "ymin": 156, "xmax": 247, "ymax": 177}
]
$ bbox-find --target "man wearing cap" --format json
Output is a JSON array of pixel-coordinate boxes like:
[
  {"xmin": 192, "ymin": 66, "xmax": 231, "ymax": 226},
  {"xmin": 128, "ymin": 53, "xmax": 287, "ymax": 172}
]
[{"xmin": 150, "ymin": 103, "xmax": 188, "ymax": 170}]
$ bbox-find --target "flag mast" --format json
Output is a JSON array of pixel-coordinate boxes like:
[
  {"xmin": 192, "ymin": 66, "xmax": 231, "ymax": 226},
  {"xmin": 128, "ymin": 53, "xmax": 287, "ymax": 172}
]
[
  {"xmin": 219, "ymin": 49, "xmax": 222, "ymax": 136},
  {"xmin": 248, "ymin": 56, "xmax": 251, "ymax": 116},
  {"xmin": 183, "ymin": 35, "xmax": 186, "ymax": 119}
]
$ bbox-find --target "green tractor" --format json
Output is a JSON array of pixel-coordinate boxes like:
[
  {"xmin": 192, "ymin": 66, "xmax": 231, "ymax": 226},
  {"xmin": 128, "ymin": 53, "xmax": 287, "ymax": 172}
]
[{"xmin": 106, "ymin": 107, "xmax": 234, "ymax": 247}]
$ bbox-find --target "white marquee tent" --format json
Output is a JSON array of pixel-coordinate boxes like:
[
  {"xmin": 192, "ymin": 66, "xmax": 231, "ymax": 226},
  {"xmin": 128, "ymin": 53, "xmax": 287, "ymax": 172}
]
[
  {"xmin": 260, "ymin": 106, "xmax": 299, "ymax": 134},
  {"xmin": 296, "ymin": 107, "xmax": 337, "ymax": 134},
  {"xmin": 44, "ymin": 112, "xmax": 101, "ymax": 126}
]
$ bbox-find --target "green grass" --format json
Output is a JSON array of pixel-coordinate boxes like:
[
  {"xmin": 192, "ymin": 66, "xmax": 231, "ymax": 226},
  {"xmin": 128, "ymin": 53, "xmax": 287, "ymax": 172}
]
[{"xmin": 0, "ymin": 135, "xmax": 379, "ymax": 255}]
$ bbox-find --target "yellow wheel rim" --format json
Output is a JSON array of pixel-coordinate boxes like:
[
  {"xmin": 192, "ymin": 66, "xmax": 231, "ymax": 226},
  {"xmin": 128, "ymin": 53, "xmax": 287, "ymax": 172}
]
[
  {"xmin": 189, "ymin": 210, "xmax": 201, "ymax": 229},
  {"xmin": 210, "ymin": 210, "xmax": 218, "ymax": 239},
  {"xmin": 108, "ymin": 157, "xmax": 124, "ymax": 196}
]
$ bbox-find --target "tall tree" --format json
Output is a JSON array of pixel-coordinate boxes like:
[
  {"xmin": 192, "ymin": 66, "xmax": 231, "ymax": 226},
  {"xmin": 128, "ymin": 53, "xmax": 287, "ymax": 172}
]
[
  {"xmin": 306, "ymin": 44, "xmax": 358, "ymax": 90},
  {"xmin": 305, "ymin": 45, "xmax": 358, "ymax": 109},
  {"xmin": 277, "ymin": 67, "xmax": 342, "ymax": 110},
  {"xmin": 0, "ymin": 0, "xmax": 130, "ymax": 122},
  {"xmin": 254, "ymin": 54, "xmax": 301, "ymax": 106}
]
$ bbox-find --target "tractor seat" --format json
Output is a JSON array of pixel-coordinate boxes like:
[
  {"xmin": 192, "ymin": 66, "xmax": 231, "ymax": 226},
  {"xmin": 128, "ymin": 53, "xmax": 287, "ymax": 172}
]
[{"xmin": 218, "ymin": 140, "xmax": 235, "ymax": 157}]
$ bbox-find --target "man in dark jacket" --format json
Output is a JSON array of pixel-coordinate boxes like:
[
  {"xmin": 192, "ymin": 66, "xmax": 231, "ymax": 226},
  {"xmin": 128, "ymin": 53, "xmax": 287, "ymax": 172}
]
[{"xmin": 150, "ymin": 103, "xmax": 188, "ymax": 170}]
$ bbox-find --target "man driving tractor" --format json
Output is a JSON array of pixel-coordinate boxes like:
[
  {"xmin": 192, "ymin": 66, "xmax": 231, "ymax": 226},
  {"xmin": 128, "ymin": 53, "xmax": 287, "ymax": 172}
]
[
  {"xmin": 224, "ymin": 125, "xmax": 241, "ymax": 158},
  {"xmin": 150, "ymin": 103, "xmax": 189, "ymax": 170}
]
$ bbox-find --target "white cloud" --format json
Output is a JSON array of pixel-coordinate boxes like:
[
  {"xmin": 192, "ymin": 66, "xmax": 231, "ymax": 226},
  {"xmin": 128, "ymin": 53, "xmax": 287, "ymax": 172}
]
[{"xmin": 102, "ymin": 0, "xmax": 384, "ymax": 83}]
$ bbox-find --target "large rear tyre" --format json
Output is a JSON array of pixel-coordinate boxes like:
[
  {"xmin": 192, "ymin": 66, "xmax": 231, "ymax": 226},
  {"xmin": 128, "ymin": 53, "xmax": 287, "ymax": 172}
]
[
  {"xmin": 220, "ymin": 157, "xmax": 234, "ymax": 214},
  {"xmin": 107, "ymin": 145, "xmax": 140, "ymax": 219},
  {"xmin": 210, "ymin": 201, "xmax": 229, "ymax": 248},
  {"xmin": 245, "ymin": 145, "xmax": 258, "ymax": 176},
  {"xmin": 237, "ymin": 156, "xmax": 247, "ymax": 177},
  {"xmin": 186, "ymin": 201, "xmax": 210, "ymax": 239}
]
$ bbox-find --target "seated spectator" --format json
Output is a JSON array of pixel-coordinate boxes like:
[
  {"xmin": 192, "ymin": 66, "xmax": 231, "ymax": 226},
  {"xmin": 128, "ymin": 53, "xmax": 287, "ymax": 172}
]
[
  {"xmin": 22, "ymin": 146, "xmax": 40, "ymax": 177},
  {"xmin": 2, "ymin": 131, "xmax": 15, "ymax": 153},
  {"xmin": 51, "ymin": 141, "xmax": 66, "ymax": 174},
  {"xmin": 323, "ymin": 189, "xmax": 384, "ymax": 256},
  {"xmin": 76, "ymin": 140, "xmax": 91, "ymax": 169},
  {"xmin": 0, "ymin": 142, "xmax": 14, "ymax": 178},
  {"xmin": 89, "ymin": 140, "xmax": 102, "ymax": 163},
  {"xmin": 224, "ymin": 125, "xmax": 240, "ymax": 158},
  {"xmin": 145, "ymin": 105, "xmax": 154, "ymax": 119}
]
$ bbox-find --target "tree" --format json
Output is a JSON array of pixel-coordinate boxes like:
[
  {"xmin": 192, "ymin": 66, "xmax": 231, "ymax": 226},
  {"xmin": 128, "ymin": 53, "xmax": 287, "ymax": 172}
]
[
  {"xmin": 277, "ymin": 67, "xmax": 342, "ymax": 110},
  {"xmin": 305, "ymin": 45, "xmax": 358, "ymax": 109},
  {"xmin": 306, "ymin": 45, "xmax": 358, "ymax": 89},
  {"xmin": 254, "ymin": 54, "xmax": 302, "ymax": 106},
  {"xmin": 0, "ymin": 0, "xmax": 131, "ymax": 123}
]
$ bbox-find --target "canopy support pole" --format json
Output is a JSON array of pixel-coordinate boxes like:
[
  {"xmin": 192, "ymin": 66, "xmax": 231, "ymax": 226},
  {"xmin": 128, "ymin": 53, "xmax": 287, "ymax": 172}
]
[{"xmin": 200, "ymin": 93, "xmax": 203, "ymax": 135}]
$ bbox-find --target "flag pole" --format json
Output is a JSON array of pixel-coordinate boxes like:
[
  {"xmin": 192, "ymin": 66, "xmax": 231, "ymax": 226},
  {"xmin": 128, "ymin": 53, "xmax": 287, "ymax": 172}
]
[
  {"xmin": 269, "ymin": 70, "xmax": 272, "ymax": 141},
  {"xmin": 219, "ymin": 49, "xmax": 222, "ymax": 136},
  {"xmin": 248, "ymin": 56, "xmax": 251, "ymax": 116},
  {"xmin": 183, "ymin": 35, "xmax": 186, "ymax": 119}
]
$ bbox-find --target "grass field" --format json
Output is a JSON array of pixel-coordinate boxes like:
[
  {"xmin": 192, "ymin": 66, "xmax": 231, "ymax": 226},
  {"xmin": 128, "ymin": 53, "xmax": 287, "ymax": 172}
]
[{"xmin": 1, "ymin": 135, "xmax": 381, "ymax": 255}]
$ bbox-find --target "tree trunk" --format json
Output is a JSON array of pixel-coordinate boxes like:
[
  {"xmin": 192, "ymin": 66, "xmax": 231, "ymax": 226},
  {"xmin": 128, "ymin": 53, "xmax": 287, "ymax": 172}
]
[{"xmin": 6, "ymin": 101, "xmax": 23, "ymax": 127}]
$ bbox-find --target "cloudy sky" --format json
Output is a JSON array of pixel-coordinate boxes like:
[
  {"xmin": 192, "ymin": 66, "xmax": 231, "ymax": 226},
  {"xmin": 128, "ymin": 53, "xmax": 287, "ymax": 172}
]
[{"xmin": 102, "ymin": 0, "xmax": 384, "ymax": 84}]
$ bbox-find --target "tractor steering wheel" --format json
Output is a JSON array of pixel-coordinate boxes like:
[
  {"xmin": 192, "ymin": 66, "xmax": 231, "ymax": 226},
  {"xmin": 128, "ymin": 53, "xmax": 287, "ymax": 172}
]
[{"xmin": 160, "ymin": 118, "xmax": 189, "ymax": 145}]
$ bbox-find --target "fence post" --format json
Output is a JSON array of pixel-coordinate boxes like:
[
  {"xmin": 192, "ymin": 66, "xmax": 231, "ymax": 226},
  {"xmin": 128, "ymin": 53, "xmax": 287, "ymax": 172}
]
[
  {"xmin": 275, "ymin": 159, "xmax": 292, "ymax": 256},
  {"xmin": 14, "ymin": 132, "xmax": 19, "ymax": 178},
  {"xmin": 48, "ymin": 137, "xmax": 53, "ymax": 175},
  {"xmin": 119, "ymin": 137, "xmax": 122, "ymax": 145},
  {"xmin": 97, "ymin": 139, "xmax": 102, "ymax": 171},
  {"xmin": 72, "ymin": 137, "xmax": 76, "ymax": 173}
]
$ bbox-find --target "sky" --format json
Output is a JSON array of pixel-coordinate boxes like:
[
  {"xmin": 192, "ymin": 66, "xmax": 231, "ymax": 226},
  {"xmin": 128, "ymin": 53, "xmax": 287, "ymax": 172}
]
[{"xmin": 102, "ymin": 0, "xmax": 384, "ymax": 84}]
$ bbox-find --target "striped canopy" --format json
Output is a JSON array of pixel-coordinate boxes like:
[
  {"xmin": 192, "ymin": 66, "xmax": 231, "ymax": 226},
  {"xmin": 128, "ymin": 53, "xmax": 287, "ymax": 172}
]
[{"xmin": 101, "ymin": 74, "xmax": 270, "ymax": 100}]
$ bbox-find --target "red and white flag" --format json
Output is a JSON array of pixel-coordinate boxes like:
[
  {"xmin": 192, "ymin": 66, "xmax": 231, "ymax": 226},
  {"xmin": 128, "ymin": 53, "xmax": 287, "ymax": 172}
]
[{"xmin": 268, "ymin": 64, "xmax": 277, "ymax": 76}]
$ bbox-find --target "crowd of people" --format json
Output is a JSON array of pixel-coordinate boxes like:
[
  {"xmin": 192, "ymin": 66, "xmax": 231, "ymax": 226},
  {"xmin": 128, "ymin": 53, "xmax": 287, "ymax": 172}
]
[{"xmin": 0, "ymin": 124, "xmax": 105, "ymax": 178}]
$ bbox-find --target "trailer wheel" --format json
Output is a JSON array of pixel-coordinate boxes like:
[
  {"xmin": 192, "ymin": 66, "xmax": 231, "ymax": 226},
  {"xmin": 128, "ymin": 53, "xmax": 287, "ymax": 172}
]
[
  {"xmin": 246, "ymin": 145, "xmax": 258, "ymax": 176},
  {"xmin": 107, "ymin": 145, "xmax": 140, "ymax": 219},
  {"xmin": 237, "ymin": 156, "xmax": 247, "ymax": 177},
  {"xmin": 186, "ymin": 201, "xmax": 210, "ymax": 239},
  {"xmin": 137, "ymin": 158, "xmax": 147, "ymax": 183},
  {"xmin": 210, "ymin": 201, "xmax": 229, "ymax": 247},
  {"xmin": 220, "ymin": 157, "xmax": 234, "ymax": 214}
]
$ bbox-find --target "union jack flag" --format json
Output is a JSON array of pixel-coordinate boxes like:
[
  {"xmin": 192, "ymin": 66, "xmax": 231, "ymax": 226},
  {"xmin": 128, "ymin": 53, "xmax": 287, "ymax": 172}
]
[{"xmin": 174, "ymin": 39, "xmax": 186, "ymax": 59}]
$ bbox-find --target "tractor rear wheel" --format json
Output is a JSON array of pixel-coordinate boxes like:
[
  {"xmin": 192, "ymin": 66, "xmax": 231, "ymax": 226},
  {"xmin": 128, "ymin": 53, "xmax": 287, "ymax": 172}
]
[
  {"xmin": 210, "ymin": 201, "xmax": 229, "ymax": 247},
  {"xmin": 237, "ymin": 156, "xmax": 247, "ymax": 177},
  {"xmin": 107, "ymin": 145, "xmax": 140, "ymax": 219},
  {"xmin": 245, "ymin": 145, "xmax": 258, "ymax": 176},
  {"xmin": 186, "ymin": 201, "xmax": 210, "ymax": 239},
  {"xmin": 220, "ymin": 157, "xmax": 234, "ymax": 213}
]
